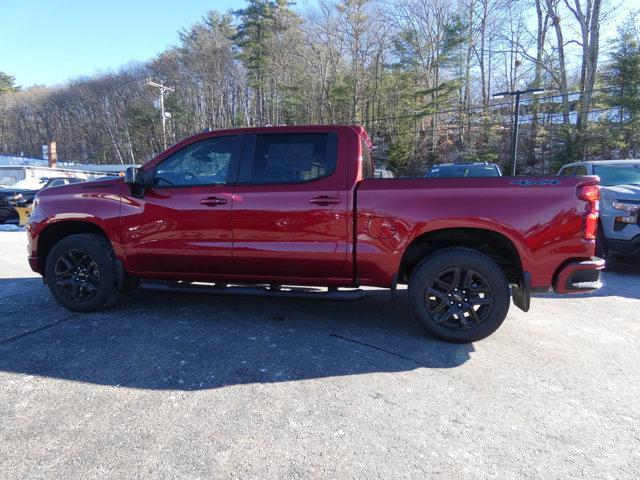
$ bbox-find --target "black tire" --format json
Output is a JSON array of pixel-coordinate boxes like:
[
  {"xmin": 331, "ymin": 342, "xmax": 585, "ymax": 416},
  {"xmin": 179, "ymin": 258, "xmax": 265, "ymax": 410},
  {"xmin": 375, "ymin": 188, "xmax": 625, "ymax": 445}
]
[
  {"xmin": 45, "ymin": 233, "xmax": 121, "ymax": 312},
  {"xmin": 408, "ymin": 248, "xmax": 510, "ymax": 343},
  {"xmin": 596, "ymin": 226, "xmax": 615, "ymax": 268}
]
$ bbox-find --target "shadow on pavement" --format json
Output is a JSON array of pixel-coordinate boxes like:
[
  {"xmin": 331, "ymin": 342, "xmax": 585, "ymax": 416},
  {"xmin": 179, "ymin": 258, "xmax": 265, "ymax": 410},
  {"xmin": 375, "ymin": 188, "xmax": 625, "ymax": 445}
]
[{"xmin": 0, "ymin": 278, "xmax": 475, "ymax": 391}]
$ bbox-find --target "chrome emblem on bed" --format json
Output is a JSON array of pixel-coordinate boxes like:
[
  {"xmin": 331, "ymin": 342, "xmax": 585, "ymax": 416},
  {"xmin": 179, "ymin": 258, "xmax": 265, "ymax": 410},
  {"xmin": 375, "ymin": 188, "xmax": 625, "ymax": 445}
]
[{"xmin": 511, "ymin": 179, "xmax": 562, "ymax": 186}]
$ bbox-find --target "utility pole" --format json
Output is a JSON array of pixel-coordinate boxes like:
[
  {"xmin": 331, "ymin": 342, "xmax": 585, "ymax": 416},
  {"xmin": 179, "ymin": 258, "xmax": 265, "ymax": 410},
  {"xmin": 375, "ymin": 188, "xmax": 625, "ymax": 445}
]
[
  {"xmin": 146, "ymin": 79, "xmax": 175, "ymax": 150},
  {"xmin": 492, "ymin": 88, "xmax": 545, "ymax": 176}
]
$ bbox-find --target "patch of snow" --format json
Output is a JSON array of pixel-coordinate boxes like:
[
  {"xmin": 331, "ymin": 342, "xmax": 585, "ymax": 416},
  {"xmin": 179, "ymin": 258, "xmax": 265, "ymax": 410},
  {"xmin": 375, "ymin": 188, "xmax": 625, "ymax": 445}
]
[{"xmin": 0, "ymin": 225, "xmax": 25, "ymax": 232}]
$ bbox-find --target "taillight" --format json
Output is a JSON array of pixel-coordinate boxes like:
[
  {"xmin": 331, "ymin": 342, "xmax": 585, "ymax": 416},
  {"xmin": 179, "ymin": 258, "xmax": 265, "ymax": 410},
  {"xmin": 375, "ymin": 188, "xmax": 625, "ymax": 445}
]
[
  {"xmin": 584, "ymin": 212, "xmax": 598, "ymax": 240},
  {"xmin": 577, "ymin": 184, "xmax": 599, "ymax": 240},
  {"xmin": 577, "ymin": 184, "xmax": 600, "ymax": 202}
]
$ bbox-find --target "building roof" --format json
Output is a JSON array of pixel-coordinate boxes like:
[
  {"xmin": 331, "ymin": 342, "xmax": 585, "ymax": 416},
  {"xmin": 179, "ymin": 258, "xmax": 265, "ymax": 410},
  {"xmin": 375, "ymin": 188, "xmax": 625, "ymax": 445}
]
[{"xmin": 0, "ymin": 155, "xmax": 134, "ymax": 173}]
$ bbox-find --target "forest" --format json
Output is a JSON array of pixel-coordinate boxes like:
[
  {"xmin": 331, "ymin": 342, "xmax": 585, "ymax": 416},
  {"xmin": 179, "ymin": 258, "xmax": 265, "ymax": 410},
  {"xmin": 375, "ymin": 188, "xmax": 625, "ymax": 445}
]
[{"xmin": 0, "ymin": 0, "xmax": 639, "ymax": 176}]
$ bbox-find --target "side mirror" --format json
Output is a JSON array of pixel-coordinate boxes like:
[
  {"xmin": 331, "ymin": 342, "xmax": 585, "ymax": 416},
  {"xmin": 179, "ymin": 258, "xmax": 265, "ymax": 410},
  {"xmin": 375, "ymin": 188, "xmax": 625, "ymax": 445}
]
[
  {"xmin": 124, "ymin": 167, "xmax": 145, "ymax": 197},
  {"xmin": 124, "ymin": 166, "xmax": 144, "ymax": 186}
]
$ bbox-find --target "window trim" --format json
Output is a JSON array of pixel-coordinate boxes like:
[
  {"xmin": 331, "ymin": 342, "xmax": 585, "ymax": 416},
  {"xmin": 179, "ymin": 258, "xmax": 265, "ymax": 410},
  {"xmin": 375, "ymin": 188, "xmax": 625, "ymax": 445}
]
[
  {"xmin": 236, "ymin": 132, "xmax": 338, "ymax": 185},
  {"xmin": 149, "ymin": 135, "xmax": 242, "ymax": 188},
  {"xmin": 361, "ymin": 138, "xmax": 374, "ymax": 179}
]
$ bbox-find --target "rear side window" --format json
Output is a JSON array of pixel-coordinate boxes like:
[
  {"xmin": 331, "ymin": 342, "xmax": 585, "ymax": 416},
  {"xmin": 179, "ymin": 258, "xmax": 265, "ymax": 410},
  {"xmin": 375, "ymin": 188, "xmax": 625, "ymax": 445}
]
[
  {"xmin": 574, "ymin": 166, "xmax": 588, "ymax": 175},
  {"xmin": 249, "ymin": 133, "xmax": 337, "ymax": 184},
  {"xmin": 559, "ymin": 166, "xmax": 577, "ymax": 176}
]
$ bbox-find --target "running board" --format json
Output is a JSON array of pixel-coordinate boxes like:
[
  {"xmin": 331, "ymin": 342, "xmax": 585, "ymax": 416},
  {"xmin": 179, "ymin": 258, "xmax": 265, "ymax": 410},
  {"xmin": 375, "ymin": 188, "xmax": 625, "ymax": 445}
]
[{"xmin": 140, "ymin": 281, "xmax": 366, "ymax": 301}]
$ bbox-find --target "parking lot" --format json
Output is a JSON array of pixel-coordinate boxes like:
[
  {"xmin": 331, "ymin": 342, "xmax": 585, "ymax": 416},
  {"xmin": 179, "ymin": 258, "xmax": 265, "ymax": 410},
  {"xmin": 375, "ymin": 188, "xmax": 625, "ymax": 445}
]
[{"xmin": 0, "ymin": 230, "xmax": 638, "ymax": 479}]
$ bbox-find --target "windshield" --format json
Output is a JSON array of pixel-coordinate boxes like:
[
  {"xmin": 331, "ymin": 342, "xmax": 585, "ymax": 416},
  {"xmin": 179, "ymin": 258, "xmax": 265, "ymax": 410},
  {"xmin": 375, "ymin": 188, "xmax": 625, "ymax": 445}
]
[
  {"xmin": 426, "ymin": 164, "xmax": 500, "ymax": 178},
  {"xmin": 593, "ymin": 163, "xmax": 640, "ymax": 186}
]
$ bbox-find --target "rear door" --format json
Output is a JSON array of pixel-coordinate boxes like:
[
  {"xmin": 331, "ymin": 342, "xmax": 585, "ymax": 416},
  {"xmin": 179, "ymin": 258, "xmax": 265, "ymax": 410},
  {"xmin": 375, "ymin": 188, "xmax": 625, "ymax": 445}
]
[{"xmin": 231, "ymin": 131, "xmax": 351, "ymax": 279}]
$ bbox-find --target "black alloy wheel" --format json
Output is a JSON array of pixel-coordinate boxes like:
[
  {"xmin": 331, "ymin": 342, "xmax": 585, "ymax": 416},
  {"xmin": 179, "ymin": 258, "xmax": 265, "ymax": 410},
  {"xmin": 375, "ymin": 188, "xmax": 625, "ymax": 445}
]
[
  {"xmin": 45, "ymin": 233, "xmax": 120, "ymax": 312},
  {"xmin": 425, "ymin": 266, "xmax": 493, "ymax": 330},
  {"xmin": 408, "ymin": 248, "xmax": 510, "ymax": 343},
  {"xmin": 53, "ymin": 249, "xmax": 101, "ymax": 302}
]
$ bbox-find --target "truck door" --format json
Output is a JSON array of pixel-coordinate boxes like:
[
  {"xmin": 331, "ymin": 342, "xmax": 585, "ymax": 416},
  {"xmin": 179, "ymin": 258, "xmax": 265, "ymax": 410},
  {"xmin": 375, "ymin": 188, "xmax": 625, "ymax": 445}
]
[
  {"xmin": 231, "ymin": 131, "xmax": 351, "ymax": 279},
  {"xmin": 120, "ymin": 135, "xmax": 241, "ymax": 275}
]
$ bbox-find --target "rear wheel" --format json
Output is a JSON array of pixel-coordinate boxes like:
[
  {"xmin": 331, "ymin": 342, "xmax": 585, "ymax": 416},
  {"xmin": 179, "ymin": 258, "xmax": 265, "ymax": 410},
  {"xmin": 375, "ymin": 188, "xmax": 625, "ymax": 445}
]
[
  {"xmin": 408, "ymin": 248, "xmax": 510, "ymax": 343},
  {"xmin": 45, "ymin": 234, "xmax": 120, "ymax": 312}
]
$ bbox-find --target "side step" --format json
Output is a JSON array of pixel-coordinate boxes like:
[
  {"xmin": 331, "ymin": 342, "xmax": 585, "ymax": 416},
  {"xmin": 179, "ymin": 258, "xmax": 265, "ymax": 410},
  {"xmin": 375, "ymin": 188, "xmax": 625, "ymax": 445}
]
[{"xmin": 140, "ymin": 281, "xmax": 366, "ymax": 301}]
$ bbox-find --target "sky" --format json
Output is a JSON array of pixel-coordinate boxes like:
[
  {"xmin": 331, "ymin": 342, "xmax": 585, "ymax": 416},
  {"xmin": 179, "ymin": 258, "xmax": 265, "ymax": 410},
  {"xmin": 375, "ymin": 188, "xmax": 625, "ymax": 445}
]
[
  {"xmin": 0, "ymin": 0, "xmax": 250, "ymax": 87},
  {"xmin": 0, "ymin": 1, "xmax": 631, "ymax": 89}
]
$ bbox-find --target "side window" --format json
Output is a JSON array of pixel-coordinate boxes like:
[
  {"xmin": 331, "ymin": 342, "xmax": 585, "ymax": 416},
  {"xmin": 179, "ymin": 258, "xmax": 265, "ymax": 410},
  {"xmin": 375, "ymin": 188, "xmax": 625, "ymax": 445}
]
[
  {"xmin": 559, "ymin": 166, "xmax": 577, "ymax": 176},
  {"xmin": 574, "ymin": 165, "xmax": 588, "ymax": 175},
  {"xmin": 361, "ymin": 140, "xmax": 374, "ymax": 179},
  {"xmin": 50, "ymin": 179, "xmax": 66, "ymax": 187},
  {"xmin": 154, "ymin": 136, "xmax": 235, "ymax": 187},
  {"xmin": 249, "ymin": 133, "xmax": 337, "ymax": 184}
]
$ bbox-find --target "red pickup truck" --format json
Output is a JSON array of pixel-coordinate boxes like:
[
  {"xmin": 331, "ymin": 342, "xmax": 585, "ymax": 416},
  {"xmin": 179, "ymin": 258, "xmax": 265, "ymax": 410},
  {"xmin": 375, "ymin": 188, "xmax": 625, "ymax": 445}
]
[{"xmin": 26, "ymin": 125, "xmax": 604, "ymax": 342}]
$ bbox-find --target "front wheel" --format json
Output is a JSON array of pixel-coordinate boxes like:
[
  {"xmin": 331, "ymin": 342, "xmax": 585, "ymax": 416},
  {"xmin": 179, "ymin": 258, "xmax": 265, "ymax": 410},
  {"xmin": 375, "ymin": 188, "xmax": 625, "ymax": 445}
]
[
  {"xmin": 408, "ymin": 248, "xmax": 511, "ymax": 343},
  {"xmin": 45, "ymin": 234, "xmax": 120, "ymax": 312},
  {"xmin": 596, "ymin": 227, "xmax": 616, "ymax": 268}
]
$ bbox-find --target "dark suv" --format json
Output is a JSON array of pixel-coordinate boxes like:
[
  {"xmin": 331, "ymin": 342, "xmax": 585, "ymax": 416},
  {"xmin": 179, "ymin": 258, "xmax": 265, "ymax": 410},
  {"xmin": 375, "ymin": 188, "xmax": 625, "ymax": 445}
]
[{"xmin": 0, "ymin": 177, "xmax": 84, "ymax": 224}]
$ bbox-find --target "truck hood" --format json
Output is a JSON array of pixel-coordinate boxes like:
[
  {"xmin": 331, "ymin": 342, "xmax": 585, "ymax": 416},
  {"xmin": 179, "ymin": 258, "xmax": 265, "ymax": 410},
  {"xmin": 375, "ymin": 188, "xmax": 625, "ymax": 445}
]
[
  {"xmin": 601, "ymin": 184, "xmax": 640, "ymax": 201},
  {"xmin": 36, "ymin": 176, "xmax": 123, "ymax": 198}
]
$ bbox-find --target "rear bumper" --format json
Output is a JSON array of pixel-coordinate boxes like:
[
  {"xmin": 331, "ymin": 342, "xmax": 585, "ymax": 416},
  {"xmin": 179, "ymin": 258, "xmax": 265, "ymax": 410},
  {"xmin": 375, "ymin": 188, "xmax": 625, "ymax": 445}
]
[{"xmin": 553, "ymin": 257, "xmax": 605, "ymax": 294}]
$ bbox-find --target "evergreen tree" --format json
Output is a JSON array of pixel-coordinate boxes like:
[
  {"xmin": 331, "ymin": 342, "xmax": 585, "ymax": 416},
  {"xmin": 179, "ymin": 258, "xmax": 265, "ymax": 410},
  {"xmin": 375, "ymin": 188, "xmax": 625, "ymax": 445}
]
[
  {"xmin": 0, "ymin": 71, "xmax": 20, "ymax": 94},
  {"xmin": 601, "ymin": 16, "xmax": 640, "ymax": 157},
  {"xmin": 233, "ymin": 0, "xmax": 295, "ymax": 124}
]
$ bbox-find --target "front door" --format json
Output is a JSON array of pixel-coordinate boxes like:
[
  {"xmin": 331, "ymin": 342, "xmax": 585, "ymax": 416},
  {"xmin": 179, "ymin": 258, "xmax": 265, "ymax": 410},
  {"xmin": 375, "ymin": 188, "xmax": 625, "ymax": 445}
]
[
  {"xmin": 231, "ymin": 132, "xmax": 351, "ymax": 279},
  {"xmin": 120, "ymin": 135, "xmax": 241, "ymax": 276}
]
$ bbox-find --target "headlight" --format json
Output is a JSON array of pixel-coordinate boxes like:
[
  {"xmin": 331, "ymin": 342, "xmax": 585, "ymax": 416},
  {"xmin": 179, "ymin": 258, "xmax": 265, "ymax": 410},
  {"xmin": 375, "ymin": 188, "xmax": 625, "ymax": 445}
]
[
  {"xmin": 612, "ymin": 201, "xmax": 640, "ymax": 212},
  {"xmin": 612, "ymin": 201, "xmax": 639, "ymax": 225}
]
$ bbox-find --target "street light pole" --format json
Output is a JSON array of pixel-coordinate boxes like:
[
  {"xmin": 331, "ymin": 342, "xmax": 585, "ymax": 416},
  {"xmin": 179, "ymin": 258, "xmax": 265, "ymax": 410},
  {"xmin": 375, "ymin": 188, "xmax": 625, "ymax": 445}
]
[
  {"xmin": 492, "ymin": 88, "xmax": 545, "ymax": 176},
  {"xmin": 146, "ymin": 79, "xmax": 175, "ymax": 150},
  {"xmin": 510, "ymin": 92, "xmax": 521, "ymax": 177}
]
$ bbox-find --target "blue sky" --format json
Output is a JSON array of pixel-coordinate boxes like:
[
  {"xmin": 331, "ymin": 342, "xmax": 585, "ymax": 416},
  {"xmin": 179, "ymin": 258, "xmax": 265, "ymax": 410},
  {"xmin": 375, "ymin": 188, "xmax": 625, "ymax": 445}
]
[
  {"xmin": 0, "ymin": 0, "xmax": 250, "ymax": 87},
  {"xmin": 0, "ymin": 1, "xmax": 630, "ymax": 89}
]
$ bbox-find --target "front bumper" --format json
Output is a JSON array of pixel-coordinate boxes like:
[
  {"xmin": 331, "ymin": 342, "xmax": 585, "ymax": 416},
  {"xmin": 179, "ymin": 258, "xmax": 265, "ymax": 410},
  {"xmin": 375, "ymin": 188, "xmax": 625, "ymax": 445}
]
[
  {"xmin": 28, "ymin": 255, "xmax": 40, "ymax": 273},
  {"xmin": 553, "ymin": 257, "xmax": 605, "ymax": 294},
  {"xmin": 603, "ymin": 235, "xmax": 640, "ymax": 257}
]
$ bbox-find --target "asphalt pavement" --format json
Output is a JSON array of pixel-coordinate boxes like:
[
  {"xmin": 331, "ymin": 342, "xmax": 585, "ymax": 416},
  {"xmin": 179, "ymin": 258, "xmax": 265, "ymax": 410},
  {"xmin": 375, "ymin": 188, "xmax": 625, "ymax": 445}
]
[{"xmin": 0, "ymin": 230, "xmax": 638, "ymax": 479}]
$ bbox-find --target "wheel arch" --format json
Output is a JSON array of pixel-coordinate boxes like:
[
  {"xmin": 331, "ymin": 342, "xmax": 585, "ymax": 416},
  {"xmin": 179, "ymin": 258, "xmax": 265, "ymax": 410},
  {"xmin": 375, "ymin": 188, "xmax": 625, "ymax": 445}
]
[
  {"xmin": 37, "ymin": 220, "xmax": 112, "ymax": 270},
  {"xmin": 398, "ymin": 227, "xmax": 524, "ymax": 285}
]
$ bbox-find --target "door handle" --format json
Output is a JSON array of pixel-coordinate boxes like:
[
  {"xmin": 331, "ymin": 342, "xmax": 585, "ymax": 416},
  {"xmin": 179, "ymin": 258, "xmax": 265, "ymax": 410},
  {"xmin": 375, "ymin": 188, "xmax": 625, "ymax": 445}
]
[
  {"xmin": 200, "ymin": 196, "xmax": 227, "ymax": 206},
  {"xmin": 309, "ymin": 196, "xmax": 341, "ymax": 206}
]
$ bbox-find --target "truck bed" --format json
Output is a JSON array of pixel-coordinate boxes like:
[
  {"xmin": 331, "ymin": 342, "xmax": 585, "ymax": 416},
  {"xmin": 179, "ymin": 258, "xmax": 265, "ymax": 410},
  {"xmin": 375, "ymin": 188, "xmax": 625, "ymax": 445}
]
[{"xmin": 355, "ymin": 176, "xmax": 597, "ymax": 290}]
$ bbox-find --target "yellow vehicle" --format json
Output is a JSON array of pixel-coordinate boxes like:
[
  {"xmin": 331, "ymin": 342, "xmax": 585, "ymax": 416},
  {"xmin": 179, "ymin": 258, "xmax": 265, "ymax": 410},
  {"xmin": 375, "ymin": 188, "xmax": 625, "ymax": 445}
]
[
  {"xmin": 0, "ymin": 206, "xmax": 32, "ymax": 227},
  {"xmin": 14, "ymin": 206, "xmax": 32, "ymax": 226}
]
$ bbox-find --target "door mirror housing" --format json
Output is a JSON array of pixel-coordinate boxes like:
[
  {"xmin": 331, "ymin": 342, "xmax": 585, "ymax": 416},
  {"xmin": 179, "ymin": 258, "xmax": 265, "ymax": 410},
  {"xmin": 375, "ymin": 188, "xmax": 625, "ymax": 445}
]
[
  {"xmin": 124, "ymin": 167, "xmax": 145, "ymax": 197},
  {"xmin": 124, "ymin": 166, "xmax": 144, "ymax": 186}
]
